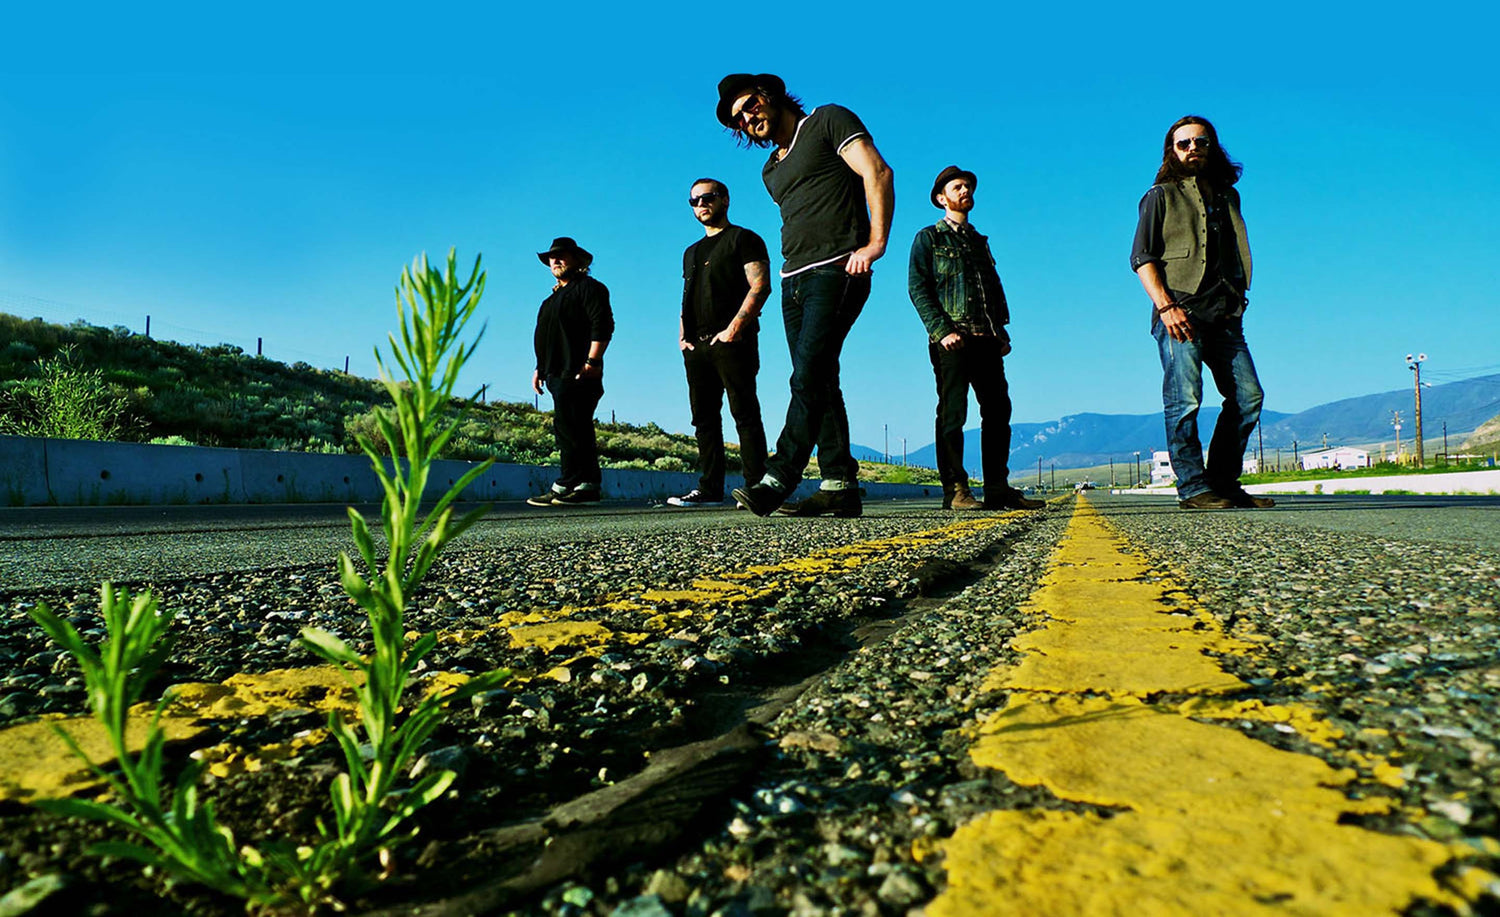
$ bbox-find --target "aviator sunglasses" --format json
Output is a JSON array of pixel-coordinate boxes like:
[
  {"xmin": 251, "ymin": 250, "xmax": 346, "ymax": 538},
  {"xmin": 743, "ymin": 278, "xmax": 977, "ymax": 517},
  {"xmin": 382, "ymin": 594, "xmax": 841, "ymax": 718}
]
[
  {"xmin": 689, "ymin": 191, "xmax": 724, "ymax": 207},
  {"xmin": 1175, "ymin": 136, "xmax": 1213, "ymax": 151}
]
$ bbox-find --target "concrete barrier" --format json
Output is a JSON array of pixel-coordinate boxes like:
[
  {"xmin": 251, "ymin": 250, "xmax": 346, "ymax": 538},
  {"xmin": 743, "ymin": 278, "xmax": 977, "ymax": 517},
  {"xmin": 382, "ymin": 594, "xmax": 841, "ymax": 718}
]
[
  {"xmin": 0, "ymin": 435, "xmax": 942, "ymax": 507},
  {"xmin": 1110, "ymin": 470, "xmax": 1500, "ymax": 497}
]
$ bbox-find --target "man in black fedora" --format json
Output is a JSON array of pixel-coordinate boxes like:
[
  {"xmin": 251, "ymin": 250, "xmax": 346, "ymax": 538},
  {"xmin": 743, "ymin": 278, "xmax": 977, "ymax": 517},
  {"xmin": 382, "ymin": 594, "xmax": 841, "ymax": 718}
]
[
  {"xmin": 909, "ymin": 166, "xmax": 1042, "ymax": 511},
  {"xmin": 527, "ymin": 236, "xmax": 614, "ymax": 507},
  {"xmin": 714, "ymin": 73, "xmax": 895, "ymax": 518},
  {"xmin": 668, "ymin": 177, "xmax": 772, "ymax": 508}
]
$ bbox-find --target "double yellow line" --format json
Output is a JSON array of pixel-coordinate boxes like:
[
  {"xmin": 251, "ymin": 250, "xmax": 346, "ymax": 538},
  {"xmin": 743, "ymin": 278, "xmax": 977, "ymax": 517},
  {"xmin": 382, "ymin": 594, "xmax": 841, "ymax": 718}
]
[{"xmin": 930, "ymin": 497, "xmax": 1493, "ymax": 914}]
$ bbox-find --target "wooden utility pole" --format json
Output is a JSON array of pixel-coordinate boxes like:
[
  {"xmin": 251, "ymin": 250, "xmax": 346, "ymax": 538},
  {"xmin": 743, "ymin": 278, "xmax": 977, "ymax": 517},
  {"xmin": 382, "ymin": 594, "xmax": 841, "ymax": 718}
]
[{"xmin": 1407, "ymin": 353, "xmax": 1426, "ymax": 468}]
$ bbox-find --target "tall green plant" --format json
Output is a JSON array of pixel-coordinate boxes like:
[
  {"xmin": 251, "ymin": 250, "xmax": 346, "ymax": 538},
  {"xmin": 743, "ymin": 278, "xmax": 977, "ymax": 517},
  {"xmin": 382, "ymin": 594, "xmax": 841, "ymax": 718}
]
[
  {"xmin": 297, "ymin": 248, "xmax": 509, "ymax": 886},
  {"xmin": 0, "ymin": 344, "xmax": 132, "ymax": 439},
  {"xmin": 26, "ymin": 249, "xmax": 509, "ymax": 911}
]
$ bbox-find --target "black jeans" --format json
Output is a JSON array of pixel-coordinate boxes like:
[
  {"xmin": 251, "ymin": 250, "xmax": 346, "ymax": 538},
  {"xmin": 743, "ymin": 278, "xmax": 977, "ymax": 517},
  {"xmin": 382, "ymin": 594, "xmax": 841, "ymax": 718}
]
[
  {"xmin": 929, "ymin": 336, "xmax": 1015, "ymax": 495},
  {"xmin": 767, "ymin": 265, "xmax": 870, "ymax": 488},
  {"xmin": 683, "ymin": 336, "xmax": 767, "ymax": 497},
  {"xmin": 547, "ymin": 375, "xmax": 604, "ymax": 490}
]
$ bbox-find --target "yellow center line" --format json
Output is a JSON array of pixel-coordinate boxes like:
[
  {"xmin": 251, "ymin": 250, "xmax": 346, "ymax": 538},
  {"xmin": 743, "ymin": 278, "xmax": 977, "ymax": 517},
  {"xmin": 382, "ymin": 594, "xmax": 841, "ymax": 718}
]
[
  {"xmin": 930, "ymin": 496, "xmax": 1490, "ymax": 915},
  {"xmin": 2, "ymin": 513, "xmax": 1021, "ymax": 801}
]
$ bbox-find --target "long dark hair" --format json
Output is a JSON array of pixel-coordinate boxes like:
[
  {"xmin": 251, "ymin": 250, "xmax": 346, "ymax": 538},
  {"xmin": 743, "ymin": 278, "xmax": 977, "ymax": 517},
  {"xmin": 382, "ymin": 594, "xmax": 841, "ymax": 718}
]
[
  {"xmin": 1154, "ymin": 115, "xmax": 1242, "ymax": 187},
  {"xmin": 731, "ymin": 85, "xmax": 807, "ymax": 149}
]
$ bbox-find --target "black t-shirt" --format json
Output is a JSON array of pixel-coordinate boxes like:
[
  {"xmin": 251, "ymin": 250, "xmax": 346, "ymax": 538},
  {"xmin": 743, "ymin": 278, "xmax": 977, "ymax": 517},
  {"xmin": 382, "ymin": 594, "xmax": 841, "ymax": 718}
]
[
  {"xmin": 761, "ymin": 105, "xmax": 871, "ymax": 275},
  {"xmin": 681, "ymin": 226, "xmax": 770, "ymax": 339}
]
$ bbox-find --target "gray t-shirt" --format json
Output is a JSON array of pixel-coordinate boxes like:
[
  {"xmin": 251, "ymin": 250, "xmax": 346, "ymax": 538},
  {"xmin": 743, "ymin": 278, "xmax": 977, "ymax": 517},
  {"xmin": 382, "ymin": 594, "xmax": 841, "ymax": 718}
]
[{"xmin": 761, "ymin": 105, "xmax": 871, "ymax": 276}]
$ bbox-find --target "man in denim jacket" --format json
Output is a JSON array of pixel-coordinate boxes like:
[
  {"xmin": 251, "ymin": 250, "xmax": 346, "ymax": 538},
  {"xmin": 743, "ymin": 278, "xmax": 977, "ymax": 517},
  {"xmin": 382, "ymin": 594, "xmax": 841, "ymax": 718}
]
[{"xmin": 909, "ymin": 166, "xmax": 1041, "ymax": 511}]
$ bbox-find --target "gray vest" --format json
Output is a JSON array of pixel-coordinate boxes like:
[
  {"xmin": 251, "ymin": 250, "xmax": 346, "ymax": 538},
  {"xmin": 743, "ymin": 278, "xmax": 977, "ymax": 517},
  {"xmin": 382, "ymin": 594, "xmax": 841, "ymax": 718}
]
[{"xmin": 1157, "ymin": 180, "xmax": 1252, "ymax": 294}]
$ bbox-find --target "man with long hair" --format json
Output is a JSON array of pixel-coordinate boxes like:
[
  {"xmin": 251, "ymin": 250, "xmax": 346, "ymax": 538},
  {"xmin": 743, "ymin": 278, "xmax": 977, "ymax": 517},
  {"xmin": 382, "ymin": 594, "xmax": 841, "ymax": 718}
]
[
  {"xmin": 1131, "ymin": 115, "xmax": 1273, "ymax": 510},
  {"xmin": 714, "ymin": 73, "xmax": 895, "ymax": 518}
]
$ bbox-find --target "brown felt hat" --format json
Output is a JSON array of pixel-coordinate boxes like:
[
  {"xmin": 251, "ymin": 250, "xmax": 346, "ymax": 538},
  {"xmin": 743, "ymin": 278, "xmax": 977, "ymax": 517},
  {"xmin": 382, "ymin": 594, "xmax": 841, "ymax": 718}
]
[
  {"xmin": 930, "ymin": 165, "xmax": 978, "ymax": 208},
  {"xmin": 536, "ymin": 236, "xmax": 593, "ymax": 268},
  {"xmin": 716, "ymin": 73, "xmax": 786, "ymax": 128}
]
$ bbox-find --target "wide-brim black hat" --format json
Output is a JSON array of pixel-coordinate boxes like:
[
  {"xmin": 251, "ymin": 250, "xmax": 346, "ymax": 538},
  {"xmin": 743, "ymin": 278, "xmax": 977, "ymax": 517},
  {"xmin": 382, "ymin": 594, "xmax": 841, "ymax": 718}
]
[
  {"xmin": 716, "ymin": 73, "xmax": 786, "ymax": 128},
  {"xmin": 930, "ymin": 165, "xmax": 978, "ymax": 208},
  {"xmin": 537, "ymin": 236, "xmax": 593, "ymax": 268}
]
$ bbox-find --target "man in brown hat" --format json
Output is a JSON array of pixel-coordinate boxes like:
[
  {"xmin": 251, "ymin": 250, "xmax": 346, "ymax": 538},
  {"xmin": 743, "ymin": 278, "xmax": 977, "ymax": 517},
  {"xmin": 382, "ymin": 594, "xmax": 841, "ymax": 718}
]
[
  {"xmin": 908, "ymin": 166, "xmax": 1042, "ymax": 511},
  {"xmin": 714, "ymin": 73, "xmax": 895, "ymax": 518},
  {"xmin": 527, "ymin": 237, "xmax": 614, "ymax": 507}
]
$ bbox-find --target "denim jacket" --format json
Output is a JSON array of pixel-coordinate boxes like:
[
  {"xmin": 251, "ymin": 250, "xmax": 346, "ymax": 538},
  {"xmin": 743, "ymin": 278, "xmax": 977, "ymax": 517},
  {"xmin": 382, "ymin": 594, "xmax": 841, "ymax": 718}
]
[{"xmin": 907, "ymin": 219, "xmax": 1010, "ymax": 343}]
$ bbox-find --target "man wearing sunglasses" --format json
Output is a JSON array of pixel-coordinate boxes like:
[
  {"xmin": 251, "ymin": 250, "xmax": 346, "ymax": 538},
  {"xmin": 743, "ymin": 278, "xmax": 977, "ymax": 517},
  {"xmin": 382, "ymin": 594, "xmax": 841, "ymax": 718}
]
[
  {"xmin": 667, "ymin": 178, "xmax": 772, "ymax": 508},
  {"xmin": 1131, "ymin": 115, "xmax": 1272, "ymax": 510},
  {"xmin": 909, "ymin": 166, "xmax": 1043, "ymax": 513},
  {"xmin": 714, "ymin": 73, "xmax": 895, "ymax": 518}
]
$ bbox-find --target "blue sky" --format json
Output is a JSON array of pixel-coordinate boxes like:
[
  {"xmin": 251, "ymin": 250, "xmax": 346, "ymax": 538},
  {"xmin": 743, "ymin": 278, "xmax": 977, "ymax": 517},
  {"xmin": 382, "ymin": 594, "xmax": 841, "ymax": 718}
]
[{"xmin": 2, "ymin": 2, "xmax": 1497, "ymax": 456}]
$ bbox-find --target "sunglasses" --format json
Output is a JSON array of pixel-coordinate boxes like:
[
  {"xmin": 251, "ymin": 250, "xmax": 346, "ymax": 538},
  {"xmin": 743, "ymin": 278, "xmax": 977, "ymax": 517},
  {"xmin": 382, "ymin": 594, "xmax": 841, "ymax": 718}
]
[
  {"xmin": 689, "ymin": 191, "xmax": 724, "ymax": 207},
  {"xmin": 1175, "ymin": 136, "xmax": 1213, "ymax": 151},
  {"xmin": 731, "ymin": 94, "xmax": 766, "ymax": 128}
]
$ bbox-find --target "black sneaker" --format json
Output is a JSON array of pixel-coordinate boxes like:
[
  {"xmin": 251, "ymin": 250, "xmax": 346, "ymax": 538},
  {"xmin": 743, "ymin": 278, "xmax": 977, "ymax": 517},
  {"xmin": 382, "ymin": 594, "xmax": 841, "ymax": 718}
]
[
  {"xmin": 774, "ymin": 489, "xmax": 862, "ymax": 518},
  {"xmin": 552, "ymin": 487, "xmax": 602, "ymax": 505},
  {"xmin": 667, "ymin": 489, "xmax": 724, "ymax": 507},
  {"xmin": 731, "ymin": 483, "xmax": 788, "ymax": 517},
  {"xmin": 526, "ymin": 490, "xmax": 561, "ymax": 507}
]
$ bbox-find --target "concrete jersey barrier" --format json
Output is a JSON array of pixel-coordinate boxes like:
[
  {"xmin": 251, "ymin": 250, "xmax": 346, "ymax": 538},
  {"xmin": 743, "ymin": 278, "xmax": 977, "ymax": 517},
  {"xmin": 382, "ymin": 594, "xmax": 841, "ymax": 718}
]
[{"xmin": 0, "ymin": 435, "xmax": 942, "ymax": 507}]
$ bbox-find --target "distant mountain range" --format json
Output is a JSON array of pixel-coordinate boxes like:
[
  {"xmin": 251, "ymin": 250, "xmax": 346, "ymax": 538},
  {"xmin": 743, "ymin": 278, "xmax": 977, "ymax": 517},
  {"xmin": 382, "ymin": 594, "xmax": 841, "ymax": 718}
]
[{"xmin": 854, "ymin": 373, "xmax": 1500, "ymax": 472}]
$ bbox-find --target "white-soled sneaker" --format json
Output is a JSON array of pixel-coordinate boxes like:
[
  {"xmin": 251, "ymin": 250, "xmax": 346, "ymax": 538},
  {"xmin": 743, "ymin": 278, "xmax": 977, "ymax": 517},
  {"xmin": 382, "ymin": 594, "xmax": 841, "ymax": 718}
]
[{"xmin": 666, "ymin": 489, "xmax": 724, "ymax": 507}]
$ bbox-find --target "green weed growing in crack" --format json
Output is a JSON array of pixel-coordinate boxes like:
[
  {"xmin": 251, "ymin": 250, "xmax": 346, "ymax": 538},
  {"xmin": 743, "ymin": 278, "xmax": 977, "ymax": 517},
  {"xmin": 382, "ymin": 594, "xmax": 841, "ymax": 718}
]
[
  {"xmin": 295, "ymin": 248, "xmax": 511, "ymax": 896},
  {"xmin": 27, "ymin": 585, "xmax": 282, "ymax": 905},
  {"xmin": 26, "ymin": 249, "xmax": 510, "ymax": 912}
]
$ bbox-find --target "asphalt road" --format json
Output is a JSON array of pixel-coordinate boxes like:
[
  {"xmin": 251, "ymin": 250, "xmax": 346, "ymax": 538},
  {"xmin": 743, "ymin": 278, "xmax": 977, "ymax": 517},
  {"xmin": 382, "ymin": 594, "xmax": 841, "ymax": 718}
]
[
  {"xmin": 0, "ymin": 493, "xmax": 1495, "ymax": 914},
  {"xmin": 2, "ymin": 492, "xmax": 1496, "ymax": 594}
]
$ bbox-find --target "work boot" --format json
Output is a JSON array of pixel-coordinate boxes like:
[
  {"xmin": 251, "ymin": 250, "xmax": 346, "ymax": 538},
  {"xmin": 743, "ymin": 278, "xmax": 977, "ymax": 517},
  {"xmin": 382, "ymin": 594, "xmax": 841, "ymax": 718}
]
[
  {"xmin": 774, "ymin": 489, "xmax": 862, "ymax": 518},
  {"xmin": 1178, "ymin": 492, "xmax": 1234, "ymax": 510},
  {"xmin": 949, "ymin": 485, "xmax": 984, "ymax": 511},
  {"xmin": 986, "ymin": 491, "xmax": 1044, "ymax": 510},
  {"xmin": 1222, "ymin": 488, "xmax": 1275, "ymax": 508}
]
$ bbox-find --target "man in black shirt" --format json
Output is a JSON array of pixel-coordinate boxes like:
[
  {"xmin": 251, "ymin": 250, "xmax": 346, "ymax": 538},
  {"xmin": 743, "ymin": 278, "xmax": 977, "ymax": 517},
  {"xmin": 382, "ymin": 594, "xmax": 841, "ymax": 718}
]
[
  {"xmin": 1131, "ymin": 116, "xmax": 1272, "ymax": 510},
  {"xmin": 528, "ymin": 237, "xmax": 614, "ymax": 507},
  {"xmin": 715, "ymin": 73, "xmax": 895, "ymax": 518},
  {"xmin": 669, "ymin": 178, "xmax": 771, "ymax": 507}
]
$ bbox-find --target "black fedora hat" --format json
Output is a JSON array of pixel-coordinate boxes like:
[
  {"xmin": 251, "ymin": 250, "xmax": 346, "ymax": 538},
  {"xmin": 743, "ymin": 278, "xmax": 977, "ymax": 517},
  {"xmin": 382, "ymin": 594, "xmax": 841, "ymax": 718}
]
[
  {"xmin": 930, "ymin": 165, "xmax": 978, "ymax": 208},
  {"xmin": 716, "ymin": 72, "xmax": 786, "ymax": 128},
  {"xmin": 537, "ymin": 236, "xmax": 593, "ymax": 268}
]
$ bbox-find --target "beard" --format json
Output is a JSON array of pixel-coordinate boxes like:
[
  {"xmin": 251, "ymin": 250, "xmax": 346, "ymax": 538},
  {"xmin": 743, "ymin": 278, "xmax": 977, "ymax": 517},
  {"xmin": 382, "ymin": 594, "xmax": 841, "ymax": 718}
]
[{"xmin": 1180, "ymin": 155, "xmax": 1205, "ymax": 175}]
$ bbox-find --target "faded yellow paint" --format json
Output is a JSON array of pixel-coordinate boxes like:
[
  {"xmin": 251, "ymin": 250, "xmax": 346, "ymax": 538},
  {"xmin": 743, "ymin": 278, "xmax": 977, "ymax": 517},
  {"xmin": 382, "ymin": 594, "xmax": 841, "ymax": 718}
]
[
  {"xmin": 933, "ymin": 497, "xmax": 1483, "ymax": 916},
  {"xmin": 197, "ymin": 729, "xmax": 328, "ymax": 779},
  {"xmin": 0, "ymin": 712, "xmax": 205, "ymax": 801},
  {"xmin": 4, "ymin": 514, "xmax": 1022, "ymax": 802}
]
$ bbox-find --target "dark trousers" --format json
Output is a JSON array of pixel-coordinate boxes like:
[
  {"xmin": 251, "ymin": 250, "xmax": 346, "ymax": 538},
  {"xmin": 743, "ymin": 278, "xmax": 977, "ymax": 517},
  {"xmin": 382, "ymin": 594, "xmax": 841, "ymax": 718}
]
[
  {"xmin": 548, "ymin": 375, "xmax": 604, "ymax": 490},
  {"xmin": 928, "ymin": 336, "xmax": 1015, "ymax": 495},
  {"xmin": 684, "ymin": 336, "xmax": 767, "ymax": 497},
  {"xmin": 1152, "ymin": 316, "xmax": 1264, "ymax": 499},
  {"xmin": 767, "ymin": 265, "xmax": 870, "ymax": 487}
]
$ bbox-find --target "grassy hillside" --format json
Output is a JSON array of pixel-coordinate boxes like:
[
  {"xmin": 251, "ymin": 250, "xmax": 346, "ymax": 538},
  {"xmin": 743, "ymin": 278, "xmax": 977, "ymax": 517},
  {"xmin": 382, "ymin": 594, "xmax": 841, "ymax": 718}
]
[{"xmin": 0, "ymin": 313, "xmax": 707, "ymax": 472}]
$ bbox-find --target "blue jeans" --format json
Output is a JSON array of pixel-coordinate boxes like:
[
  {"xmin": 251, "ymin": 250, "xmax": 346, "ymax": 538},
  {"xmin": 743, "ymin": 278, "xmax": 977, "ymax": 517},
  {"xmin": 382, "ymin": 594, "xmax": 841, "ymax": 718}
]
[
  {"xmin": 765, "ymin": 265, "xmax": 870, "ymax": 489},
  {"xmin": 1153, "ymin": 316, "xmax": 1263, "ymax": 499}
]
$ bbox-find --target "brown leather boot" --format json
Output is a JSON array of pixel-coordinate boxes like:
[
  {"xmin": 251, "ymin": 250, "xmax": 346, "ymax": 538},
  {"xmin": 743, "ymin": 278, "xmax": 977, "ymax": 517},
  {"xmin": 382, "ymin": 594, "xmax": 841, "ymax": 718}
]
[{"xmin": 950, "ymin": 484, "xmax": 984, "ymax": 510}]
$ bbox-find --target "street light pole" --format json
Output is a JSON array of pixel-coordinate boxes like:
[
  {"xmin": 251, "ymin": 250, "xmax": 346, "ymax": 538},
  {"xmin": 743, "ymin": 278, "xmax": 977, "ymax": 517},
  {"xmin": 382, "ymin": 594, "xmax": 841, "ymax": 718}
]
[
  {"xmin": 1133, "ymin": 451, "xmax": 1141, "ymax": 488},
  {"xmin": 1406, "ymin": 353, "xmax": 1427, "ymax": 468}
]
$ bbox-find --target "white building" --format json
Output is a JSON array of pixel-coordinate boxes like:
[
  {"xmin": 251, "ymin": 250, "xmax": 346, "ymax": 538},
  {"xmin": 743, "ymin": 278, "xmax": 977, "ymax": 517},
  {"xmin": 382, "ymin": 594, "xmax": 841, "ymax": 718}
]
[
  {"xmin": 1242, "ymin": 456, "xmax": 1260, "ymax": 474},
  {"xmin": 1300, "ymin": 447, "xmax": 1370, "ymax": 471},
  {"xmin": 1150, "ymin": 450, "xmax": 1175, "ymax": 486}
]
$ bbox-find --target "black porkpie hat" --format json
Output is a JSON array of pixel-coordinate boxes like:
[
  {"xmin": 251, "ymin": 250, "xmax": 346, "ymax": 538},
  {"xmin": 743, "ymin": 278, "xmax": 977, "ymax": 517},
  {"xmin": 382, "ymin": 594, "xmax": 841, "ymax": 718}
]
[
  {"xmin": 716, "ymin": 73, "xmax": 786, "ymax": 128},
  {"xmin": 930, "ymin": 165, "xmax": 978, "ymax": 208},
  {"xmin": 536, "ymin": 236, "xmax": 593, "ymax": 268}
]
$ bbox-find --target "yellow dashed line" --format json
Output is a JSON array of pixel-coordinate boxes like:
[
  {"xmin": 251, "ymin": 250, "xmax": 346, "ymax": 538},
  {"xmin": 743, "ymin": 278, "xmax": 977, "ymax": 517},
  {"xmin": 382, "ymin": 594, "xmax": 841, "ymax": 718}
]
[
  {"xmin": 1, "ymin": 514, "xmax": 1019, "ymax": 801},
  {"xmin": 932, "ymin": 496, "xmax": 1488, "ymax": 916}
]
